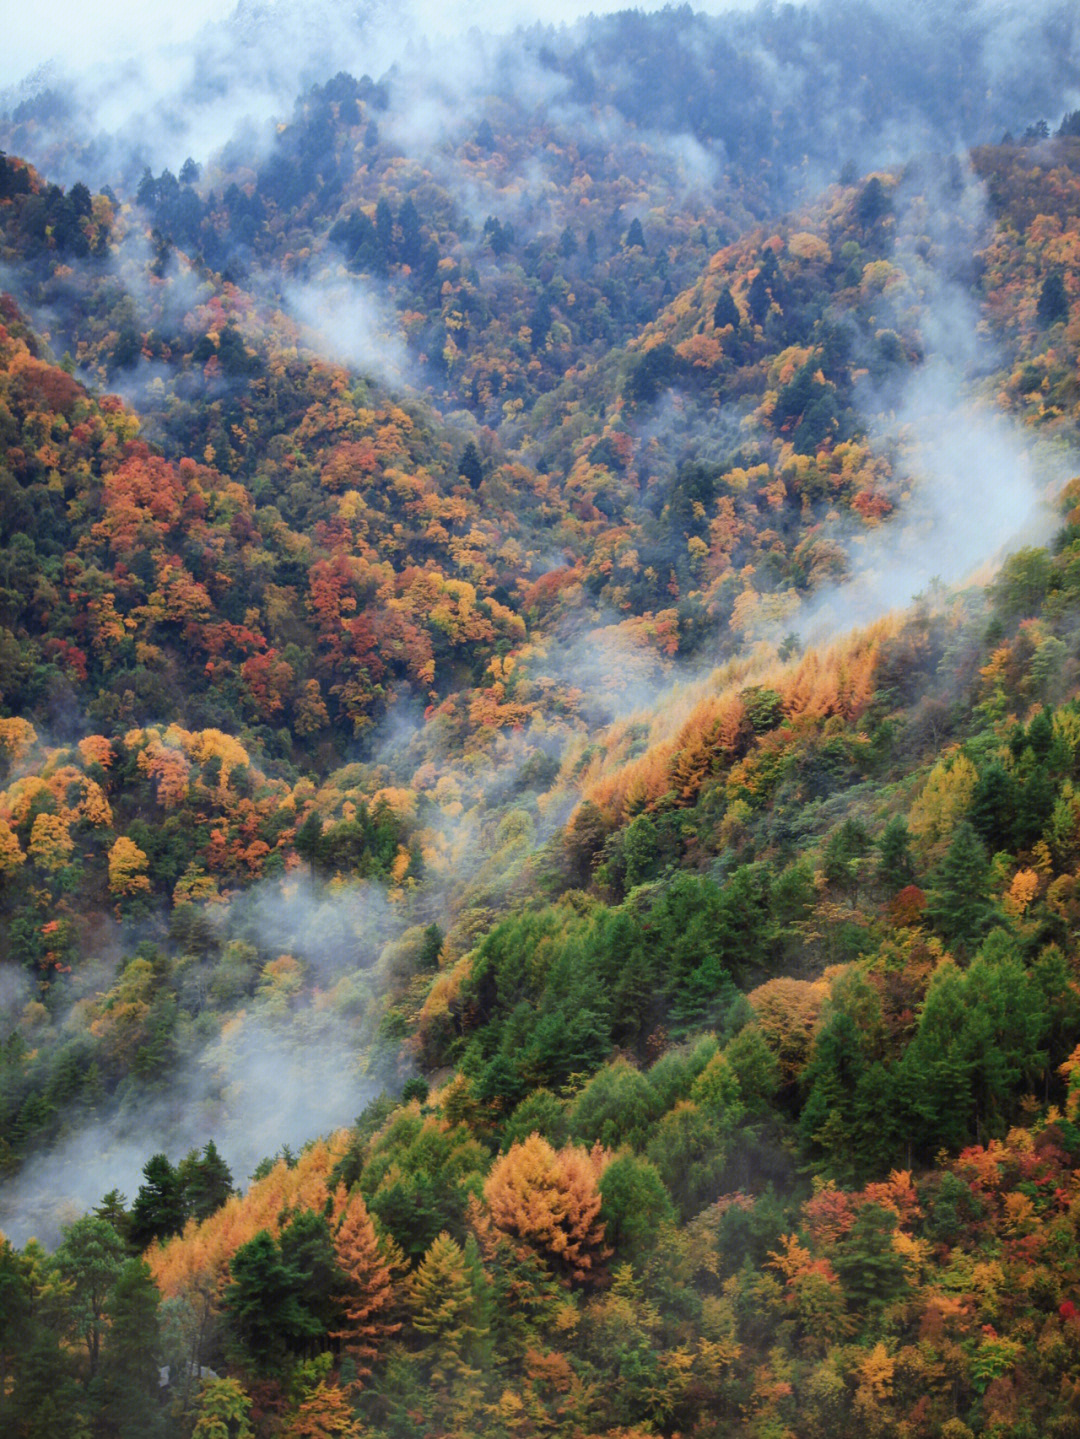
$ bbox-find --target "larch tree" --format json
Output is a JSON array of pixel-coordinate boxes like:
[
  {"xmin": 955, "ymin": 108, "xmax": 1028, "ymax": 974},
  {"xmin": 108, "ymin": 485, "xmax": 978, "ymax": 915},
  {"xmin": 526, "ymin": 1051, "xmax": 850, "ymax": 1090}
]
[
  {"xmin": 191, "ymin": 1376, "xmax": 254, "ymax": 1439},
  {"xmin": 404, "ymin": 1231, "xmax": 483, "ymax": 1384},
  {"xmin": 330, "ymin": 1187, "xmax": 400, "ymax": 1387},
  {"xmin": 285, "ymin": 1379, "xmax": 362, "ymax": 1437},
  {"xmin": 484, "ymin": 1134, "xmax": 609, "ymax": 1283}
]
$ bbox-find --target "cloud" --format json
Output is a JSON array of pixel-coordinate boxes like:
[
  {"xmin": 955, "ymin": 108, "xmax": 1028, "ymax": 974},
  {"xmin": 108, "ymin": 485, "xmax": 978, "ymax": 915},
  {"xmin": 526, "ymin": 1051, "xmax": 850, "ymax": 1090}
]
[
  {"xmin": 2, "ymin": 0, "xmax": 779, "ymax": 92},
  {"xmin": 788, "ymin": 155, "xmax": 1062, "ymax": 641},
  {"xmin": 281, "ymin": 276, "xmax": 415, "ymax": 390}
]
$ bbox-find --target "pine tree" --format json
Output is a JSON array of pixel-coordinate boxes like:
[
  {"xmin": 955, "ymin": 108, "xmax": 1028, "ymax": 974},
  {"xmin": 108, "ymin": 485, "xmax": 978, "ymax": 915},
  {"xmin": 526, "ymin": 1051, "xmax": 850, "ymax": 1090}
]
[
  {"xmin": 180, "ymin": 1140, "xmax": 234, "ymax": 1223},
  {"xmin": 876, "ymin": 815, "xmax": 914, "ymax": 894},
  {"xmin": 1037, "ymin": 270, "xmax": 1069, "ymax": 326},
  {"xmin": 130, "ymin": 1153, "xmax": 186, "ymax": 1250},
  {"xmin": 624, "ymin": 217, "xmax": 647, "ymax": 251},
  {"xmin": 223, "ymin": 1229, "xmax": 322, "ymax": 1373},
  {"xmin": 0, "ymin": 1238, "xmax": 34, "ymax": 1431},
  {"xmin": 53, "ymin": 1214, "xmax": 124, "ymax": 1378},
  {"xmin": 458, "ymin": 440, "xmax": 484, "ymax": 489},
  {"xmin": 102, "ymin": 1258, "xmax": 165, "ymax": 1438}
]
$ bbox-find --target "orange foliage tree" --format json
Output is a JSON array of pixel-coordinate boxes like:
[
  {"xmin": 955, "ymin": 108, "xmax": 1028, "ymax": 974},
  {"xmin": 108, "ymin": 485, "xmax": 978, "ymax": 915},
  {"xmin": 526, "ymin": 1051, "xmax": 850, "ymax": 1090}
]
[
  {"xmin": 330, "ymin": 1187, "xmax": 400, "ymax": 1386},
  {"xmin": 484, "ymin": 1134, "xmax": 610, "ymax": 1283}
]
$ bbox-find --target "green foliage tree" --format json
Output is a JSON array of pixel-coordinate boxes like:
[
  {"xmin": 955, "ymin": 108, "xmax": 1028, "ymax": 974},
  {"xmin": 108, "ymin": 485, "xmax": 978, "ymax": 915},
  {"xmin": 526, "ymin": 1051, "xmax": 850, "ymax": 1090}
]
[
  {"xmin": 713, "ymin": 285, "xmax": 740, "ymax": 329},
  {"xmin": 876, "ymin": 815, "xmax": 914, "ymax": 894},
  {"xmin": 222, "ymin": 1228, "xmax": 324, "ymax": 1373},
  {"xmin": 53, "ymin": 1214, "xmax": 124, "ymax": 1378},
  {"xmin": 102, "ymin": 1257, "xmax": 165, "ymax": 1438},
  {"xmin": 832, "ymin": 1203, "xmax": 906, "ymax": 1314},
  {"xmin": 178, "ymin": 1140, "xmax": 234, "ymax": 1224},
  {"xmin": 570, "ymin": 1057, "xmax": 661, "ymax": 1150},
  {"xmin": 598, "ymin": 1153, "xmax": 676, "ymax": 1261},
  {"xmin": 927, "ymin": 821, "xmax": 994, "ymax": 954},
  {"xmin": 130, "ymin": 1153, "xmax": 187, "ymax": 1251},
  {"xmin": 1037, "ymin": 270, "xmax": 1070, "ymax": 326}
]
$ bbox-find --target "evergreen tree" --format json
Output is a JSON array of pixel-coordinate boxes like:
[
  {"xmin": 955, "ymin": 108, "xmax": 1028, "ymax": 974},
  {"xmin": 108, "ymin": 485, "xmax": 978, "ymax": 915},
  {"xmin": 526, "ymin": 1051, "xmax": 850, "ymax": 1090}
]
[
  {"xmin": 713, "ymin": 285, "xmax": 740, "ymax": 330},
  {"xmin": 876, "ymin": 815, "xmax": 914, "ymax": 894},
  {"xmin": 969, "ymin": 762, "xmax": 1018, "ymax": 853},
  {"xmin": 799, "ymin": 1010, "xmax": 867, "ymax": 1180},
  {"xmin": 823, "ymin": 816, "xmax": 870, "ymax": 904},
  {"xmin": 130, "ymin": 1154, "xmax": 187, "ymax": 1250},
  {"xmin": 598, "ymin": 1153, "xmax": 676, "ymax": 1260},
  {"xmin": 832, "ymin": 1204, "xmax": 906, "ymax": 1313},
  {"xmin": 279, "ymin": 1210, "xmax": 340, "ymax": 1353},
  {"xmin": 102, "ymin": 1258, "xmax": 164, "ymax": 1438},
  {"xmin": 458, "ymin": 440, "xmax": 484, "ymax": 489},
  {"xmin": 1037, "ymin": 270, "xmax": 1070, "ymax": 326},
  {"xmin": 624, "ymin": 217, "xmax": 647, "ymax": 251},
  {"xmin": 223, "ymin": 1229, "xmax": 322, "ymax": 1373},
  {"xmin": 0, "ymin": 1239, "xmax": 34, "ymax": 1431},
  {"xmin": 53, "ymin": 1215, "xmax": 124, "ymax": 1378},
  {"xmin": 397, "ymin": 195, "xmax": 422, "ymax": 266},
  {"xmin": 179, "ymin": 1140, "xmax": 234, "ymax": 1223},
  {"xmin": 927, "ymin": 821, "xmax": 994, "ymax": 954},
  {"xmin": 747, "ymin": 266, "xmax": 771, "ymax": 324}
]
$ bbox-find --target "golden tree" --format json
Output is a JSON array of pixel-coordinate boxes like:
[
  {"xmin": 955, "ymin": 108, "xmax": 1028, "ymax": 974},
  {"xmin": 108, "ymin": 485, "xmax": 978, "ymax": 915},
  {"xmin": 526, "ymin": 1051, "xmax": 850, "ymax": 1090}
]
[
  {"xmin": 484, "ymin": 1134, "xmax": 609, "ymax": 1283},
  {"xmin": 107, "ymin": 836, "xmax": 151, "ymax": 895},
  {"xmin": 28, "ymin": 812, "xmax": 74, "ymax": 872},
  {"xmin": 285, "ymin": 1381, "xmax": 363, "ymax": 1438},
  {"xmin": 0, "ymin": 819, "xmax": 25, "ymax": 875}
]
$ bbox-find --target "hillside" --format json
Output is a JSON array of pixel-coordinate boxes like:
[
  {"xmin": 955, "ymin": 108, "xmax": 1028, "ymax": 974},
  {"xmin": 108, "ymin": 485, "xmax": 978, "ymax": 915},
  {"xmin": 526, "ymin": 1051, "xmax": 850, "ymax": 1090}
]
[{"xmin": 4, "ymin": 3, "xmax": 1080, "ymax": 1436}]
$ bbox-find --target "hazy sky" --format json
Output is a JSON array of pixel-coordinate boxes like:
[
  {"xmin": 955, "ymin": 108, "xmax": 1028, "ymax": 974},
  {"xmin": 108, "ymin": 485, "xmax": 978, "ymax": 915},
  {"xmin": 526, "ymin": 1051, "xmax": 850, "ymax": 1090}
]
[{"xmin": 1, "ymin": 0, "xmax": 768, "ymax": 90}]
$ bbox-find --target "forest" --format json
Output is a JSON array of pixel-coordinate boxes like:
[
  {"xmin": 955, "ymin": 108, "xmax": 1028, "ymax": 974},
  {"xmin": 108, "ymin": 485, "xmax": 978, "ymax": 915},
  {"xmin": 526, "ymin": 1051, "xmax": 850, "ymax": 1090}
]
[{"xmin": 5, "ymin": 1, "xmax": 1080, "ymax": 1435}]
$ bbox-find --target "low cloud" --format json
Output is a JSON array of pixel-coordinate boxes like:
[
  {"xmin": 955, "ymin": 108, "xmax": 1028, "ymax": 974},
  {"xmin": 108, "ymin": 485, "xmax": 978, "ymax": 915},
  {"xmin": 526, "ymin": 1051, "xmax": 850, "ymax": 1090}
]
[
  {"xmin": 282, "ymin": 277, "xmax": 415, "ymax": 390},
  {"xmin": 0, "ymin": 872, "xmax": 405, "ymax": 1248}
]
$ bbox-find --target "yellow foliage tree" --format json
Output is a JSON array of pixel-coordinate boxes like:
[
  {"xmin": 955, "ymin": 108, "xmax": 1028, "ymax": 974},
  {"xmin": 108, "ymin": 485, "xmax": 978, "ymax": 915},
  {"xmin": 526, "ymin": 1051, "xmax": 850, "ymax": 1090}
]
[
  {"xmin": 108, "ymin": 836, "xmax": 151, "ymax": 895},
  {"xmin": 29, "ymin": 812, "xmax": 74, "ymax": 872},
  {"xmin": 0, "ymin": 716, "xmax": 37, "ymax": 763},
  {"xmin": 909, "ymin": 752, "xmax": 978, "ymax": 857},
  {"xmin": 331, "ymin": 1186, "xmax": 400, "ymax": 1386},
  {"xmin": 77, "ymin": 734, "xmax": 114, "ymax": 769},
  {"xmin": 0, "ymin": 818, "xmax": 26, "ymax": 875},
  {"xmin": 284, "ymin": 1381, "xmax": 362, "ymax": 1438}
]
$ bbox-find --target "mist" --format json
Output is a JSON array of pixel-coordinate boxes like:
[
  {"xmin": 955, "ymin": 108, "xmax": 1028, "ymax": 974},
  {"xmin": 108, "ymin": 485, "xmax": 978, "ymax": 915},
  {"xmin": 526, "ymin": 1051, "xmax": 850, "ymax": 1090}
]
[
  {"xmin": 0, "ymin": 872, "xmax": 406, "ymax": 1248},
  {"xmin": 787, "ymin": 154, "xmax": 1066, "ymax": 644},
  {"xmin": 281, "ymin": 276, "xmax": 414, "ymax": 391},
  {"xmin": 6, "ymin": 0, "xmax": 1080, "ymax": 199}
]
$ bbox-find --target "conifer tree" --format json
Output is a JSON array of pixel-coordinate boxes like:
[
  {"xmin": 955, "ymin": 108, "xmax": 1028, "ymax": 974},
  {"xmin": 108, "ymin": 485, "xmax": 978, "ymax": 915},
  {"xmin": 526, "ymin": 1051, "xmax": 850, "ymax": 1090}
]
[
  {"xmin": 102, "ymin": 1258, "xmax": 164, "ymax": 1438},
  {"xmin": 330, "ymin": 1188, "xmax": 399, "ymax": 1386},
  {"xmin": 286, "ymin": 1380, "xmax": 362, "ymax": 1438},
  {"xmin": 484, "ymin": 1134, "xmax": 609, "ymax": 1283},
  {"xmin": 713, "ymin": 285, "xmax": 740, "ymax": 330},
  {"xmin": 405, "ymin": 1232, "xmax": 482, "ymax": 1383},
  {"xmin": 191, "ymin": 1376, "xmax": 253, "ymax": 1439},
  {"xmin": 53, "ymin": 1214, "xmax": 124, "ymax": 1378},
  {"xmin": 927, "ymin": 821, "xmax": 994, "ymax": 954}
]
